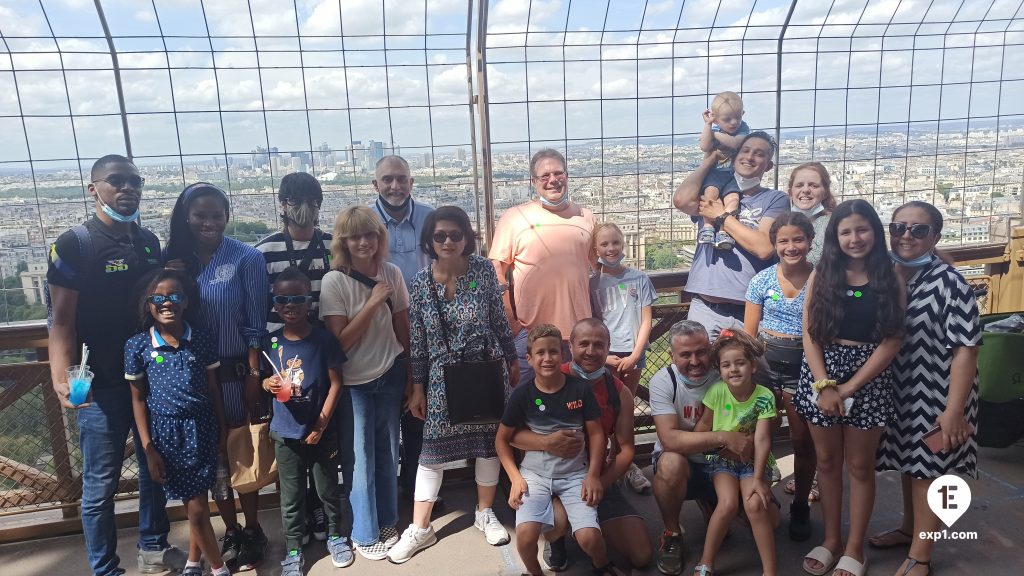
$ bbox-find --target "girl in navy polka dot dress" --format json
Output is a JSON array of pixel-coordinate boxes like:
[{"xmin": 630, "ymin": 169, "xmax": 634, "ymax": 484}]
[{"xmin": 125, "ymin": 269, "xmax": 231, "ymax": 576}]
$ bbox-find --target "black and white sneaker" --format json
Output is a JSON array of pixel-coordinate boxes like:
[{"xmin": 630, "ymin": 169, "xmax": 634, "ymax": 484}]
[{"xmin": 310, "ymin": 506, "xmax": 327, "ymax": 542}]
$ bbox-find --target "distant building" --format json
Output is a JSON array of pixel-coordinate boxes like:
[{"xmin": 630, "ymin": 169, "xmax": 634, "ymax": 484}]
[{"xmin": 19, "ymin": 262, "xmax": 46, "ymax": 305}]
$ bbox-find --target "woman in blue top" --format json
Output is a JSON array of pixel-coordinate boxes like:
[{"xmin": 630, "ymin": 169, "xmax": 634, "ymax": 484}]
[
  {"xmin": 743, "ymin": 211, "xmax": 817, "ymax": 542},
  {"xmin": 165, "ymin": 182, "xmax": 269, "ymax": 571}
]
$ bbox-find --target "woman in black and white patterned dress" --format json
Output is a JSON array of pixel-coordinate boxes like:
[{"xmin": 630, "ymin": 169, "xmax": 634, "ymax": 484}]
[{"xmin": 873, "ymin": 201, "xmax": 981, "ymax": 576}]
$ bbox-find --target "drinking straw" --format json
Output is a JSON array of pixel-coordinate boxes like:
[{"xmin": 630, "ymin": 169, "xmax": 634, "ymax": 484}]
[
  {"xmin": 78, "ymin": 343, "xmax": 89, "ymax": 380},
  {"xmin": 260, "ymin": 350, "xmax": 285, "ymax": 382},
  {"xmin": 285, "ymin": 355, "xmax": 299, "ymax": 381}
]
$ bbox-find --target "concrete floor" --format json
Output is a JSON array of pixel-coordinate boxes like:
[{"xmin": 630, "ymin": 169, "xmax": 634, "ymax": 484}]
[{"xmin": 2, "ymin": 442, "xmax": 1022, "ymax": 575}]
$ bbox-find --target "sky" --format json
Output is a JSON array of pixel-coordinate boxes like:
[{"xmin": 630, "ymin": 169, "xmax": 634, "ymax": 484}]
[{"xmin": 1, "ymin": 0, "xmax": 1023, "ymax": 169}]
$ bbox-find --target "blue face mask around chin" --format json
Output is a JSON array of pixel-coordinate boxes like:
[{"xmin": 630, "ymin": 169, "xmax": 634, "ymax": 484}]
[
  {"xmin": 570, "ymin": 361, "xmax": 607, "ymax": 381},
  {"xmin": 598, "ymin": 254, "xmax": 624, "ymax": 267},
  {"xmin": 889, "ymin": 250, "xmax": 935, "ymax": 268},
  {"xmin": 97, "ymin": 194, "xmax": 140, "ymax": 223},
  {"xmin": 791, "ymin": 202, "xmax": 825, "ymax": 218},
  {"xmin": 538, "ymin": 191, "xmax": 569, "ymax": 209}
]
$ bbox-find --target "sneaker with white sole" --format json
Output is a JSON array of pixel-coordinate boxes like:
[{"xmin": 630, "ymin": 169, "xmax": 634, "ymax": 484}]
[
  {"xmin": 624, "ymin": 463, "xmax": 652, "ymax": 493},
  {"xmin": 355, "ymin": 540, "xmax": 389, "ymax": 561},
  {"xmin": 378, "ymin": 525, "xmax": 400, "ymax": 549},
  {"xmin": 138, "ymin": 545, "xmax": 188, "ymax": 574},
  {"xmin": 697, "ymin": 224, "xmax": 715, "ymax": 245},
  {"xmin": 474, "ymin": 508, "xmax": 510, "ymax": 546},
  {"xmin": 386, "ymin": 524, "xmax": 437, "ymax": 564},
  {"xmin": 310, "ymin": 506, "xmax": 327, "ymax": 542},
  {"xmin": 328, "ymin": 535, "xmax": 355, "ymax": 568}
]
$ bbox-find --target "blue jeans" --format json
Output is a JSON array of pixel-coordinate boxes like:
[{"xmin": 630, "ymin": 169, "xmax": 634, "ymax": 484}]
[
  {"xmin": 78, "ymin": 385, "xmax": 170, "ymax": 575},
  {"xmin": 348, "ymin": 359, "xmax": 404, "ymax": 546}
]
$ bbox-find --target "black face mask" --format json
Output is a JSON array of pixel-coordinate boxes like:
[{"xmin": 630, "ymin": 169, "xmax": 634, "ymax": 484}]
[{"xmin": 378, "ymin": 194, "xmax": 411, "ymax": 213}]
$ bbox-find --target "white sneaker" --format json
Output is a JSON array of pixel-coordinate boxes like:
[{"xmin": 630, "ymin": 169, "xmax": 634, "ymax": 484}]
[
  {"xmin": 386, "ymin": 524, "xmax": 437, "ymax": 564},
  {"xmin": 625, "ymin": 463, "xmax": 652, "ymax": 493},
  {"xmin": 474, "ymin": 508, "xmax": 510, "ymax": 546}
]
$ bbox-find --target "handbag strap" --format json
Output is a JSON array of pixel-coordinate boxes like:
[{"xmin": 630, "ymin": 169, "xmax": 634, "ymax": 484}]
[
  {"xmin": 341, "ymin": 266, "xmax": 394, "ymax": 311},
  {"xmin": 427, "ymin": 264, "xmax": 456, "ymax": 356}
]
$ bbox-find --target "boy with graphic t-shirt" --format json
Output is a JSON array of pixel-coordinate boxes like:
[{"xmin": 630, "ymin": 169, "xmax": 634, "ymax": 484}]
[
  {"xmin": 259, "ymin": 268, "xmax": 353, "ymax": 574},
  {"xmin": 495, "ymin": 325, "xmax": 626, "ymax": 576}
]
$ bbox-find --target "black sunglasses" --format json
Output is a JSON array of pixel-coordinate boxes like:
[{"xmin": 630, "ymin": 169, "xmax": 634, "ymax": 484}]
[
  {"xmin": 93, "ymin": 174, "xmax": 145, "ymax": 189},
  {"xmin": 273, "ymin": 294, "xmax": 313, "ymax": 305},
  {"xmin": 889, "ymin": 222, "xmax": 933, "ymax": 239},
  {"xmin": 432, "ymin": 230, "xmax": 465, "ymax": 244},
  {"xmin": 147, "ymin": 293, "xmax": 184, "ymax": 305}
]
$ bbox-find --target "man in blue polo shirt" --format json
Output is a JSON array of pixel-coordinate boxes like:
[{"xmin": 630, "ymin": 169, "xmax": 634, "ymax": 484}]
[
  {"xmin": 369, "ymin": 155, "xmax": 436, "ymax": 501},
  {"xmin": 47, "ymin": 154, "xmax": 186, "ymax": 576}
]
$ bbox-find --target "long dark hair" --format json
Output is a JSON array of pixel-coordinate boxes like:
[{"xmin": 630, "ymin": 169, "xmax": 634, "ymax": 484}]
[
  {"xmin": 164, "ymin": 182, "xmax": 230, "ymax": 277},
  {"xmin": 807, "ymin": 199, "xmax": 903, "ymax": 343},
  {"xmin": 134, "ymin": 268, "xmax": 200, "ymax": 330}
]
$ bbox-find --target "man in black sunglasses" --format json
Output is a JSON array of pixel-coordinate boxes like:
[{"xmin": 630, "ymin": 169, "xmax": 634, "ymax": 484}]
[{"xmin": 46, "ymin": 154, "xmax": 184, "ymax": 575}]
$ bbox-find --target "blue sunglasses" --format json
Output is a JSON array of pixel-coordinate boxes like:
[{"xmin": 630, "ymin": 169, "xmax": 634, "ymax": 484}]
[
  {"xmin": 273, "ymin": 295, "xmax": 313, "ymax": 305},
  {"xmin": 147, "ymin": 293, "xmax": 184, "ymax": 305}
]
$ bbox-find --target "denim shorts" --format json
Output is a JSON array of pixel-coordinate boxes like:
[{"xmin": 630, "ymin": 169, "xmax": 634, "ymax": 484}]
[
  {"xmin": 516, "ymin": 469, "xmax": 600, "ymax": 534},
  {"xmin": 706, "ymin": 454, "xmax": 770, "ymax": 480}
]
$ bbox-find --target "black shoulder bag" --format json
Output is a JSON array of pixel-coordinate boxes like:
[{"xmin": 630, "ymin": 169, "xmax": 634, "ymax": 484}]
[
  {"xmin": 429, "ymin": 266, "xmax": 506, "ymax": 425},
  {"xmin": 341, "ymin": 267, "xmax": 394, "ymax": 312}
]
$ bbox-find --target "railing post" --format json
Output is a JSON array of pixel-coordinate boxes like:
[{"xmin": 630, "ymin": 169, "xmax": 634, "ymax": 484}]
[
  {"xmin": 990, "ymin": 225, "xmax": 1024, "ymax": 314},
  {"xmin": 35, "ymin": 347, "xmax": 81, "ymax": 519}
]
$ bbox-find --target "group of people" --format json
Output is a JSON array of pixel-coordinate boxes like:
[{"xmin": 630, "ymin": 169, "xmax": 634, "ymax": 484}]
[{"xmin": 47, "ymin": 91, "xmax": 980, "ymax": 576}]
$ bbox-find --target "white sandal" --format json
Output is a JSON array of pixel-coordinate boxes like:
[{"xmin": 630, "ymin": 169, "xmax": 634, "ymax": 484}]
[
  {"xmin": 803, "ymin": 546, "xmax": 839, "ymax": 576},
  {"xmin": 831, "ymin": 555, "xmax": 867, "ymax": 576}
]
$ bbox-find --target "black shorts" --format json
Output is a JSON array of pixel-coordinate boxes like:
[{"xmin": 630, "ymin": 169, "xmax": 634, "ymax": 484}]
[
  {"xmin": 700, "ymin": 167, "xmax": 740, "ymax": 200},
  {"xmin": 597, "ymin": 483, "xmax": 640, "ymax": 523},
  {"xmin": 652, "ymin": 453, "xmax": 718, "ymax": 506}
]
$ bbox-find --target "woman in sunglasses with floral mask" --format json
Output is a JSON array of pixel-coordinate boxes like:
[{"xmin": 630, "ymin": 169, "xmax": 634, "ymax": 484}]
[
  {"xmin": 873, "ymin": 201, "xmax": 982, "ymax": 576},
  {"xmin": 387, "ymin": 206, "xmax": 520, "ymax": 563}
]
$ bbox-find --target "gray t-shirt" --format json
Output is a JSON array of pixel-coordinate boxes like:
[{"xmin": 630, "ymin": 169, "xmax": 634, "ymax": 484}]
[
  {"xmin": 648, "ymin": 364, "xmax": 719, "ymax": 464},
  {"xmin": 501, "ymin": 376, "xmax": 601, "ymax": 478},
  {"xmin": 590, "ymin": 267, "xmax": 656, "ymax": 353},
  {"xmin": 684, "ymin": 187, "xmax": 790, "ymax": 302}
]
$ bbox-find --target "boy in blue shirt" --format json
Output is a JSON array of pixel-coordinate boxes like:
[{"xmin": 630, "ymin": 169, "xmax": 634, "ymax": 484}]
[{"xmin": 261, "ymin": 267, "xmax": 352, "ymax": 574}]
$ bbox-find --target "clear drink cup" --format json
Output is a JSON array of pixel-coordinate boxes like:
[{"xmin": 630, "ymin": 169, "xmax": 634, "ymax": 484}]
[
  {"xmin": 66, "ymin": 365, "xmax": 94, "ymax": 406},
  {"xmin": 274, "ymin": 374, "xmax": 293, "ymax": 403}
]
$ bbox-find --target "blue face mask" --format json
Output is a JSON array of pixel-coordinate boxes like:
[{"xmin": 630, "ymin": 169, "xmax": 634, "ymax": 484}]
[
  {"xmin": 792, "ymin": 202, "xmax": 825, "ymax": 218},
  {"xmin": 97, "ymin": 194, "xmax": 140, "ymax": 223},
  {"xmin": 570, "ymin": 361, "xmax": 607, "ymax": 381},
  {"xmin": 598, "ymin": 254, "xmax": 624, "ymax": 267},
  {"xmin": 538, "ymin": 191, "xmax": 569, "ymax": 209},
  {"xmin": 889, "ymin": 250, "xmax": 935, "ymax": 268}
]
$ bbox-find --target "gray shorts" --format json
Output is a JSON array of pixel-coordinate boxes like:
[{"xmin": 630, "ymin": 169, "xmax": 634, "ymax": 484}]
[
  {"xmin": 597, "ymin": 482, "xmax": 640, "ymax": 523},
  {"xmin": 517, "ymin": 469, "xmax": 600, "ymax": 534}
]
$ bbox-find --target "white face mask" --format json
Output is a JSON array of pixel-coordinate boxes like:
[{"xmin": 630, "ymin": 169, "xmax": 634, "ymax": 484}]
[
  {"xmin": 792, "ymin": 202, "xmax": 825, "ymax": 218},
  {"xmin": 734, "ymin": 171, "xmax": 762, "ymax": 191}
]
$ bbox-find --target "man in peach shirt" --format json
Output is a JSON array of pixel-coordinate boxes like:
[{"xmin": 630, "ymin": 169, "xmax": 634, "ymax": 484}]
[{"xmin": 489, "ymin": 148, "xmax": 596, "ymax": 384}]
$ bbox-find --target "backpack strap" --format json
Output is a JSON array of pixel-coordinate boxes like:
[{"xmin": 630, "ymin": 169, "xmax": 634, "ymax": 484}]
[
  {"xmin": 604, "ymin": 371, "xmax": 620, "ymax": 418},
  {"xmin": 341, "ymin": 267, "xmax": 394, "ymax": 311},
  {"xmin": 46, "ymin": 224, "xmax": 94, "ymax": 328},
  {"xmin": 666, "ymin": 365, "xmax": 678, "ymax": 405}
]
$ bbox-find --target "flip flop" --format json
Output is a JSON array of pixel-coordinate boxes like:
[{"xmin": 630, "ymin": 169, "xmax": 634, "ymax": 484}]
[
  {"xmin": 785, "ymin": 477, "xmax": 821, "ymax": 501},
  {"xmin": 868, "ymin": 527, "xmax": 912, "ymax": 549},
  {"xmin": 832, "ymin": 555, "xmax": 867, "ymax": 576},
  {"xmin": 803, "ymin": 546, "xmax": 839, "ymax": 576}
]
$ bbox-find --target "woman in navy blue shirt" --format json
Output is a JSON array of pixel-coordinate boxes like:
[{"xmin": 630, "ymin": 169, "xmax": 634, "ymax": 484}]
[{"xmin": 165, "ymin": 182, "xmax": 269, "ymax": 571}]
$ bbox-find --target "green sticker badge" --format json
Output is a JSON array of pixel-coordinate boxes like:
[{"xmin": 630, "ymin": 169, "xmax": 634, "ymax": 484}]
[{"xmin": 534, "ymin": 398, "xmax": 546, "ymax": 412}]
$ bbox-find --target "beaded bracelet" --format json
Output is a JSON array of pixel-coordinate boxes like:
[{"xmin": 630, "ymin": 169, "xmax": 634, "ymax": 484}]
[{"xmin": 811, "ymin": 379, "xmax": 838, "ymax": 393}]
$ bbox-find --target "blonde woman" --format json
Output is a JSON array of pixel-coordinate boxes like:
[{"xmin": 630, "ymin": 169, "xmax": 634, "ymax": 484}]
[{"xmin": 319, "ymin": 205, "xmax": 411, "ymax": 561}]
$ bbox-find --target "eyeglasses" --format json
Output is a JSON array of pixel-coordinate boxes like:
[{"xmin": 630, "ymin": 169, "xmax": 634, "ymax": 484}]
[
  {"xmin": 282, "ymin": 197, "xmax": 320, "ymax": 207},
  {"xmin": 432, "ymin": 230, "xmax": 465, "ymax": 244},
  {"xmin": 533, "ymin": 170, "xmax": 566, "ymax": 182},
  {"xmin": 889, "ymin": 222, "xmax": 933, "ymax": 239},
  {"xmin": 93, "ymin": 174, "xmax": 145, "ymax": 189},
  {"xmin": 273, "ymin": 295, "xmax": 313, "ymax": 305},
  {"xmin": 147, "ymin": 293, "xmax": 184, "ymax": 305}
]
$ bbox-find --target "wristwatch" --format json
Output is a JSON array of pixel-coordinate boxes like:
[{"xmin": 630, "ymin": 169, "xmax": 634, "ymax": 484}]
[{"xmin": 714, "ymin": 210, "xmax": 739, "ymax": 228}]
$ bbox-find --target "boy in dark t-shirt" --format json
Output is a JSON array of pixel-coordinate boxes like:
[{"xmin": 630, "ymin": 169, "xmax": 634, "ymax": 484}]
[
  {"xmin": 259, "ymin": 268, "xmax": 353, "ymax": 573},
  {"xmin": 496, "ymin": 325, "xmax": 625, "ymax": 576}
]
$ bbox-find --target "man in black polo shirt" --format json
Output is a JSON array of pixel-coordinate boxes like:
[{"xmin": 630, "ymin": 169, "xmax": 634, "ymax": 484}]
[{"xmin": 47, "ymin": 154, "xmax": 185, "ymax": 576}]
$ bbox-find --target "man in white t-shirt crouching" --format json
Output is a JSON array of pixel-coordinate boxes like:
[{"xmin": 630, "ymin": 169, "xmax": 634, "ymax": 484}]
[{"xmin": 648, "ymin": 320, "xmax": 753, "ymax": 575}]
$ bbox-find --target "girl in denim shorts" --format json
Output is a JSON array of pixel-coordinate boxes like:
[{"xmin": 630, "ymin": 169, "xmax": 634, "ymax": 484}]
[{"xmin": 691, "ymin": 329, "xmax": 780, "ymax": 576}]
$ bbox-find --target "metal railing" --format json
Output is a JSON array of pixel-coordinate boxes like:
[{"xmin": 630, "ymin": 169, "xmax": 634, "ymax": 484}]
[{"xmin": 2, "ymin": 231, "xmax": 1018, "ymax": 541}]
